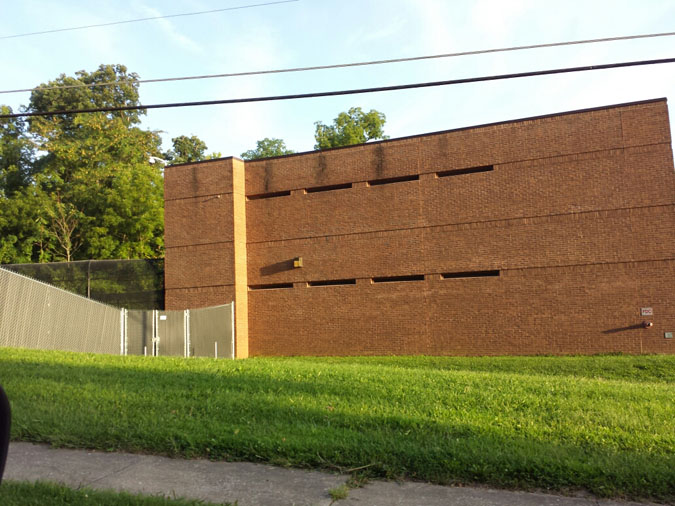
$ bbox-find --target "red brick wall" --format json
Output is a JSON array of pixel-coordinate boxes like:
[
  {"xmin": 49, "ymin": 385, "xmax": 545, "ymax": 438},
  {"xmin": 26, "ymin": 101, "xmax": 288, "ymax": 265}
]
[
  {"xmin": 165, "ymin": 99, "xmax": 675, "ymax": 356},
  {"xmin": 165, "ymin": 159, "xmax": 237, "ymax": 310},
  {"xmin": 248, "ymin": 260, "xmax": 674, "ymax": 356}
]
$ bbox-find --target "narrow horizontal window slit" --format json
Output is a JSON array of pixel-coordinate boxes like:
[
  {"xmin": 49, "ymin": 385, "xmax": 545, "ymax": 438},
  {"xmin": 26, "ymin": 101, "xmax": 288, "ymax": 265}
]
[
  {"xmin": 247, "ymin": 190, "xmax": 291, "ymax": 201},
  {"xmin": 368, "ymin": 174, "xmax": 419, "ymax": 186},
  {"xmin": 308, "ymin": 279, "xmax": 356, "ymax": 287},
  {"xmin": 305, "ymin": 183, "xmax": 352, "ymax": 193},
  {"xmin": 441, "ymin": 270, "xmax": 500, "ymax": 279},
  {"xmin": 436, "ymin": 165, "xmax": 494, "ymax": 178},
  {"xmin": 372, "ymin": 274, "xmax": 424, "ymax": 283},
  {"xmin": 249, "ymin": 283, "xmax": 293, "ymax": 290}
]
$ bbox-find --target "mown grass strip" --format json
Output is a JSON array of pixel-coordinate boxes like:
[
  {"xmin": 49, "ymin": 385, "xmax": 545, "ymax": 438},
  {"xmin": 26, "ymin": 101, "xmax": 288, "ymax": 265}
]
[
  {"xmin": 0, "ymin": 480, "xmax": 231, "ymax": 505},
  {"xmin": 291, "ymin": 354, "xmax": 675, "ymax": 383},
  {"xmin": 0, "ymin": 349, "xmax": 673, "ymax": 502}
]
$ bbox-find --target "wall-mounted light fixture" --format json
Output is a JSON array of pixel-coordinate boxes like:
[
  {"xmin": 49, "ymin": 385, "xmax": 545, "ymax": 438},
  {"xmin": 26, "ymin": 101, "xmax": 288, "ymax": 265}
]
[
  {"xmin": 293, "ymin": 257, "xmax": 303, "ymax": 268},
  {"xmin": 148, "ymin": 156, "xmax": 169, "ymax": 166}
]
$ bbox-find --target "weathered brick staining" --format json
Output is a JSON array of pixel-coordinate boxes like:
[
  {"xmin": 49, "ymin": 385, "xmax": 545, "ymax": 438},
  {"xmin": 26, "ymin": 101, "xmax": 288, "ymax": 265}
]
[{"xmin": 164, "ymin": 99, "xmax": 675, "ymax": 357}]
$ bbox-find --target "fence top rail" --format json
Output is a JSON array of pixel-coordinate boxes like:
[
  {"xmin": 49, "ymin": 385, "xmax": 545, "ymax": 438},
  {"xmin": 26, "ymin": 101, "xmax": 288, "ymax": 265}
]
[
  {"xmin": 127, "ymin": 302, "xmax": 234, "ymax": 316},
  {"xmin": 188, "ymin": 303, "xmax": 234, "ymax": 312},
  {"xmin": 2, "ymin": 258, "xmax": 163, "ymax": 269},
  {"xmin": 0, "ymin": 267, "xmax": 120, "ymax": 311}
]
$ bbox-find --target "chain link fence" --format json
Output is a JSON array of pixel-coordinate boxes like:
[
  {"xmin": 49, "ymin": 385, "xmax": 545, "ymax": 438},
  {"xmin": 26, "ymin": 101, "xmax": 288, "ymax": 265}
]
[
  {"xmin": 0, "ymin": 267, "xmax": 122, "ymax": 355},
  {"xmin": 0, "ymin": 267, "xmax": 233, "ymax": 358},
  {"xmin": 2, "ymin": 259, "xmax": 164, "ymax": 310},
  {"xmin": 188, "ymin": 304, "xmax": 234, "ymax": 358},
  {"xmin": 123, "ymin": 306, "xmax": 233, "ymax": 359}
]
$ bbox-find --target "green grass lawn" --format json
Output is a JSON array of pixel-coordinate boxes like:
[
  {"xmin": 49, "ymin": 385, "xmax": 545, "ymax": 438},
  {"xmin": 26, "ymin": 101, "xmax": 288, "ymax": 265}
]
[
  {"xmin": 0, "ymin": 481, "xmax": 230, "ymax": 505},
  {"xmin": 0, "ymin": 348, "xmax": 673, "ymax": 502}
]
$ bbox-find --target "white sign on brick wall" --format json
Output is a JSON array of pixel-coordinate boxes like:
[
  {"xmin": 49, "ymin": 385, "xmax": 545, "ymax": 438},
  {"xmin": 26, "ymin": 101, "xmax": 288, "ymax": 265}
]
[{"xmin": 640, "ymin": 307, "xmax": 653, "ymax": 316}]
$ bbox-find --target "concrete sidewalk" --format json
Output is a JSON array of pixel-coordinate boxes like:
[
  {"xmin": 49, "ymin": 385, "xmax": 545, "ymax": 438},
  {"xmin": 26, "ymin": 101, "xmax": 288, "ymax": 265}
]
[{"xmin": 3, "ymin": 442, "xmax": 658, "ymax": 506}]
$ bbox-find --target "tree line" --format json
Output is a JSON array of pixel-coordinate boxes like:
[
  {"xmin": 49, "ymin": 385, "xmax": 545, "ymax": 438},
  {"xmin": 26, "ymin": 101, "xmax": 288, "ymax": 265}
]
[
  {"xmin": 0, "ymin": 64, "xmax": 387, "ymax": 264},
  {"xmin": 241, "ymin": 106, "xmax": 387, "ymax": 159}
]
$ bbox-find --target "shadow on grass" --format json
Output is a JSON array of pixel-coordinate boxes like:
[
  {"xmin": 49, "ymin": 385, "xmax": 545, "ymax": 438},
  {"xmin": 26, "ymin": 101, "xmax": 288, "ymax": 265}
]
[{"xmin": 1, "ymin": 353, "xmax": 674, "ymax": 502}]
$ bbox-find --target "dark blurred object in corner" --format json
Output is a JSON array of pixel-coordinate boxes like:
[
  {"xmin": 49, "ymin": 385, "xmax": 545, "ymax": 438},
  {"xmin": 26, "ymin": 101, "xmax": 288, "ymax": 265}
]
[{"xmin": 0, "ymin": 385, "xmax": 10, "ymax": 484}]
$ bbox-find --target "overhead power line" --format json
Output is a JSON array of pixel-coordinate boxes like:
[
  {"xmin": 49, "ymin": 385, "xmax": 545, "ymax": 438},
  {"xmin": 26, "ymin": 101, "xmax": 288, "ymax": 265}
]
[
  {"xmin": 2, "ymin": 57, "xmax": 673, "ymax": 120},
  {"xmin": 0, "ymin": 0, "xmax": 299, "ymax": 40},
  {"xmin": 1, "ymin": 30, "xmax": 674, "ymax": 95}
]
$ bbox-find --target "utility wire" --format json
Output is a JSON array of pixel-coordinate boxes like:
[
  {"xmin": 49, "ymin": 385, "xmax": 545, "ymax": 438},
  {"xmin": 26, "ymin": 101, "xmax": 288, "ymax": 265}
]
[
  {"xmin": 2, "ymin": 57, "xmax": 673, "ymax": 120},
  {"xmin": 0, "ymin": 0, "xmax": 298, "ymax": 40},
  {"xmin": 2, "ymin": 30, "xmax": 674, "ymax": 95}
]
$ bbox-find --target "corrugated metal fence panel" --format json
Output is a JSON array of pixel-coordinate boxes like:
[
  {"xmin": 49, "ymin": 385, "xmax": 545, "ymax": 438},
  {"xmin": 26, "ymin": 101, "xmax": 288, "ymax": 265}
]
[
  {"xmin": 157, "ymin": 311, "xmax": 185, "ymax": 357},
  {"xmin": 126, "ymin": 310, "xmax": 153, "ymax": 356},
  {"xmin": 0, "ymin": 267, "xmax": 120, "ymax": 355},
  {"xmin": 189, "ymin": 304, "xmax": 233, "ymax": 358}
]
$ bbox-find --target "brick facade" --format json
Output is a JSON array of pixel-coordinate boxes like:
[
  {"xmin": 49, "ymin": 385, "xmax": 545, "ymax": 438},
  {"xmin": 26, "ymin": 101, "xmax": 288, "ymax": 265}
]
[{"xmin": 164, "ymin": 99, "xmax": 675, "ymax": 357}]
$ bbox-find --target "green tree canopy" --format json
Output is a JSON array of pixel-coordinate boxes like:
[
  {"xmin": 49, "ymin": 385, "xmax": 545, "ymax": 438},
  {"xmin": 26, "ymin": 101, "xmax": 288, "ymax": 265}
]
[
  {"xmin": 314, "ymin": 107, "xmax": 388, "ymax": 150},
  {"xmin": 0, "ymin": 106, "xmax": 37, "ymax": 263},
  {"xmin": 30, "ymin": 112, "xmax": 164, "ymax": 261},
  {"xmin": 164, "ymin": 135, "xmax": 207, "ymax": 164},
  {"xmin": 0, "ymin": 64, "xmax": 165, "ymax": 263},
  {"xmin": 0, "ymin": 106, "xmax": 34, "ymax": 197},
  {"xmin": 28, "ymin": 64, "xmax": 144, "ymax": 145},
  {"xmin": 241, "ymin": 138, "xmax": 295, "ymax": 160}
]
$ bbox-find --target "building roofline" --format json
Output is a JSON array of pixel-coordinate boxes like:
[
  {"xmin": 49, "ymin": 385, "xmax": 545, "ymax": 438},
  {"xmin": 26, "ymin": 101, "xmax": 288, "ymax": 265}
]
[
  {"xmin": 168, "ymin": 155, "xmax": 240, "ymax": 168},
  {"xmin": 168, "ymin": 97, "xmax": 667, "ymax": 167}
]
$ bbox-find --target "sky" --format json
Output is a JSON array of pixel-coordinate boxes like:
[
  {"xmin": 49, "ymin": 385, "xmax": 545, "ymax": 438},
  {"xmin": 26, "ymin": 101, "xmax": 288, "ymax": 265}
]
[{"xmin": 1, "ymin": 0, "xmax": 674, "ymax": 158}]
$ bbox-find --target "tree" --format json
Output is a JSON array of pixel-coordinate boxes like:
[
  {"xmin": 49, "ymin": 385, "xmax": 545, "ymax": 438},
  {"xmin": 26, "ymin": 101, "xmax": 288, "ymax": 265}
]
[
  {"xmin": 241, "ymin": 138, "xmax": 295, "ymax": 160},
  {"xmin": 30, "ymin": 110, "xmax": 164, "ymax": 261},
  {"xmin": 0, "ymin": 106, "xmax": 34, "ymax": 197},
  {"xmin": 0, "ymin": 64, "xmax": 166, "ymax": 263},
  {"xmin": 0, "ymin": 106, "xmax": 38, "ymax": 263},
  {"xmin": 164, "ymin": 135, "xmax": 207, "ymax": 165},
  {"xmin": 0, "ymin": 186, "xmax": 41, "ymax": 264},
  {"xmin": 28, "ymin": 64, "xmax": 144, "ymax": 140},
  {"xmin": 314, "ymin": 107, "xmax": 388, "ymax": 150}
]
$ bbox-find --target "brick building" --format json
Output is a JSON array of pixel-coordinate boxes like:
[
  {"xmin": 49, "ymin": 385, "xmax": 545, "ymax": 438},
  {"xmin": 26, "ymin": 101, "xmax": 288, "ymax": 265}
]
[{"xmin": 164, "ymin": 98, "xmax": 675, "ymax": 358}]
